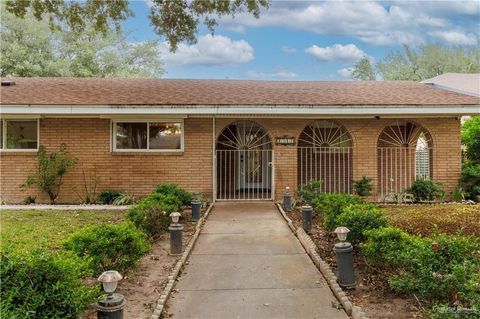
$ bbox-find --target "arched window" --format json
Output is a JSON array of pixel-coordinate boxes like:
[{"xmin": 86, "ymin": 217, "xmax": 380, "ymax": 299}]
[
  {"xmin": 297, "ymin": 120, "xmax": 353, "ymax": 193},
  {"xmin": 377, "ymin": 121, "xmax": 433, "ymax": 200}
]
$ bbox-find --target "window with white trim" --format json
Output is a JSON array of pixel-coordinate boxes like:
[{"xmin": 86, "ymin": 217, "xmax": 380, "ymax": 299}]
[
  {"xmin": 113, "ymin": 120, "xmax": 183, "ymax": 151},
  {"xmin": 1, "ymin": 119, "xmax": 39, "ymax": 151}
]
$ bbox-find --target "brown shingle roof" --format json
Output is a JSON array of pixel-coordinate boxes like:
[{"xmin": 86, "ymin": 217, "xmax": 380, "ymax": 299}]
[{"xmin": 1, "ymin": 77, "xmax": 479, "ymax": 106}]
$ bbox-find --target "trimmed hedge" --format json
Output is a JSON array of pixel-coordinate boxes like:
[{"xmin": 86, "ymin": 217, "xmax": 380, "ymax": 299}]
[
  {"xmin": 312, "ymin": 193, "xmax": 361, "ymax": 230},
  {"xmin": 64, "ymin": 222, "xmax": 150, "ymax": 274},
  {"xmin": 335, "ymin": 203, "xmax": 389, "ymax": 243},
  {"xmin": 362, "ymin": 227, "xmax": 480, "ymax": 307},
  {"xmin": 155, "ymin": 183, "xmax": 192, "ymax": 205},
  {"xmin": 0, "ymin": 249, "xmax": 97, "ymax": 319}
]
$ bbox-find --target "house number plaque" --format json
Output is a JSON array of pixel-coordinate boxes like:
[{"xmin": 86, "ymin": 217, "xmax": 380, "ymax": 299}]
[{"xmin": 275, "ymin": 136, "xmax": 295, "ymax": 145}]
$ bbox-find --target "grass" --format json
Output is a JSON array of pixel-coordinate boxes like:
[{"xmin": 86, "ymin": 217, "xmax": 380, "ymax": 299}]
[
  {"xmin": 383, "ymin": 204, "xmax": 480, "ymax": 237},
  {"xmin": 1, "ymin": 210, "xmax": 125, "ymax": 253}
]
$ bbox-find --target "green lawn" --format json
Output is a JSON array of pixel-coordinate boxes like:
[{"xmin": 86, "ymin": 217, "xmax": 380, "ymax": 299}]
[{"xmin": 1, "ymin": 210, "xmax": 125, "ymax": 253}]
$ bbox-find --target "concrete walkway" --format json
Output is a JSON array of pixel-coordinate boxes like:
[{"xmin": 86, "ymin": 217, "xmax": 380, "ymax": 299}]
[{"xmin": 167, "ymin": 202, "xmax": 348, "ymax": 319}]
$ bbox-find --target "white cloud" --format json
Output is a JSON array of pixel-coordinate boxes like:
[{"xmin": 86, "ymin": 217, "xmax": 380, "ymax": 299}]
[
  {"xmin": 158, "ymin": 34, "xmax": 254, "ymax": 66},
  {"xmin": 246, "ymin": 69, "xmax": 298, "ymax": 79},
  {"xmin": 217, "ymin": 1, "xmax": 479, "ymax": 47},
  {"xmin": 306, "ymin": 44, "xmax": 367, "ymax": 62},
  {"xmin": 281, "ymin": 45, "xmax": 297, "ymax": 53},
  {"xmin": 429, "ymin": 31, "xmax": 478, "ymax": 46},
  {"xmin": 337, "ymin": 68, "xmax": 354, "ymax": 78}
]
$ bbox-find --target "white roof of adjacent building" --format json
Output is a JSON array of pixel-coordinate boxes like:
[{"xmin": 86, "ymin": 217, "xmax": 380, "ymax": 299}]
[{"xmin": 421, "ymin": 73, "xmax": 480, "ymax": 97}]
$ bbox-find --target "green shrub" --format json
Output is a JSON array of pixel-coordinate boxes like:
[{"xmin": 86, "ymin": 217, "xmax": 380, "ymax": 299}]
[
  {"xmin": 335, "ymin": 203, "xmax": 389, "ymax": 243},
  {"xmin": 312, "ymin": 193, "xmax": 361, "ymax": 230},
  {"xmin": 154, "ymin": 183, "xmax": 192, "ymax": 205},
  {"xmin": 21, "ymin": 144, "xmax": 77, "ymax": 204},
  {"xmin": 461, "ymin": 163, "xmax": 480, "ymax": 200},
  {"xmin": 64, "ymin": 222, "xmax": 150, "ymax": 274},
  {"xmin": 452, "ymin": 186, "xmax": 465, "ymax": 202},
  {"xmin": 297, "ymin": 180, "xmax": 322, "ymax": 205},
  {"xmin": 126, "ymin": 193, "xmax": 181, "ymax": 237},
  {"xmin": 98, "ymin": 189, "xmax": 124, "ymax": 204},
  {"xmin": 406, "ymin": 179, "xmax": 446, "ymax": 201},
  {"xmin": 363, "ymin": 227, "xmax": 480, "ymax": 305},
  {"xmin": 112, "ymin": 193, "xmax": 135, "ymax": 205},
  {"xmin": 362, "ymin": 226, "xmax": 422, "ymax": 268},
  {"xmin": 353, "ymin": 176, "xmax": 373, "ymax": 196},
  {"xmin": 461, "ymin": 116, "xmax": 480, "ymax": 163},
  {"xmin": 0, "ymin": 249, "xmax": 97, "ymax": 319}
]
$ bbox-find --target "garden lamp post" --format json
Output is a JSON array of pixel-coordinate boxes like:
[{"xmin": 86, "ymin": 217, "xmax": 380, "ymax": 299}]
[
  {"xmin": 191, "ymin": 192, "xmax": 201, "ymax": 222},
  {"xmin": 302, "ymin": 205, "xmax": 313, "ymax": 234},
  {"xmin": 283, "ymin": 186, "xmax": 292, "ymax": 212},
  {"xmin": 169, "ymin": 212, "xmax": 183, "ymax": 256},
  {"xmin": 333, "ymin": 227, "xmax": 356, "ymax": 288},
  {"xmin": 96, "ymin": 270, "xmax": 125, "ymax": 319}
]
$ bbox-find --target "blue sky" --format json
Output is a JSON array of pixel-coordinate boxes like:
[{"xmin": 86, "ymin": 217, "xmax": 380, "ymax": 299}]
[{"xmin": 123, "ymin": 1, "xmax": 479, "ymax": 80}]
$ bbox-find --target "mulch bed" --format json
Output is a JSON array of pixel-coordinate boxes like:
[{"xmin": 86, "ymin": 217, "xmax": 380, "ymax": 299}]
[
  {"xmin": 82, "ymin": 208, "xmax": 199, "ymax": 319},
  {"xmin": 288, "ymin": 208, "xmax": 425, "ymax": 319}
]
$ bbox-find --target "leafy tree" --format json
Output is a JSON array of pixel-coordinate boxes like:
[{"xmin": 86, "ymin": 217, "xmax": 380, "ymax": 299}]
[
  {"xmin": 351, "ymin": 57, "xmax": 376, "ymax": 80},
  {"xmin": 462, "ymin": 116, "xmax": 480, "ymax": 163},
  {"xmin": 5, "ymin": 0, "xmax": 269, "ymax": 52},
  {"xmin": 22, "ymin": 144, "xmax": 78, "ymax": 204},
  {"xmin": 351, "ymin": 44, "xmax": 480, "ymax": 81},
  {"xmin": 0, "ymin": 7, "xmax": 164, "ymax": 77}
]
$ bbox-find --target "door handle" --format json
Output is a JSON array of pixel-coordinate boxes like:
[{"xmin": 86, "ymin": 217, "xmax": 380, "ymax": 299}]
[{"xmin": 268, "ymin": 162, "xmax": 273, "ymax": 167}]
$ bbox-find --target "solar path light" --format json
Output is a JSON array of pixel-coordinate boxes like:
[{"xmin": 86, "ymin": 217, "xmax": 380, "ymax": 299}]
[
  {"xmin": 333, "ymin": 226, "xmax": 356, "ymax": 288},
  {"xmin": 302, "ymin": 205, "xmax": 313, "ymax": 234},
  {"xmin": 283, "ymin": 186, "xmax": 292, "ymax": 212},
  {"xmin": 96, "ymin": 270, "xmax": 125, "ymax": 319},
  {"xmin": 191, "ymin": 192, "xmax": 201, "ymax": 221},
  {"xmin": 169, "ymin": 212, "xmax": 183, "ymax": 256}
]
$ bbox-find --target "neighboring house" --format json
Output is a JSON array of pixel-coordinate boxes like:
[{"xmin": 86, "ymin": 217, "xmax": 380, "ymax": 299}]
[
  {"xmin": 0, "ymin": 78, "xmax": 479, "ymax": 203},
  {"xmin": 421, "ymin": 73, "xmax": 480, "ymax": 97}
]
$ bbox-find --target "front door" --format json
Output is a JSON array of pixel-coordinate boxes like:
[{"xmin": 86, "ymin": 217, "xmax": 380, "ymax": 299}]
[{"xmin": 216, "ymin": 120, "xmax": 273, "ymax": 200}]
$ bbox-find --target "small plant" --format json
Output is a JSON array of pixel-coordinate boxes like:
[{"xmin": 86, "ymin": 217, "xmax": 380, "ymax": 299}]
[
  {"xmin": 72, "ymin": 166, "xmax": 101, "ymax": 204},
  {"xmin": 452, "ymin": 186, "xmax": 465, "ymax": 202},
  {"xmin": 353, "ymin": 176, "xmax": 373, "ymax": 196},
  {"xmin": 22, "ymin": 195, "xmax": 36, "ymax": 204},
  {"xmin": 126, "ymin": 193, "xmax": 182, "ymax": 237},
  {"xmin": 461, "ymin": 163, "xmax": 480, "ymax": 201},
  {"xmin": 64, "ymin": 222, "xmax": 150, "ymax": 274},
  {"xmin": 155, "ymin": 183, "xmax": 192, "ymax": 205},
  {"xmin": 98, "ymin": 189, "xmax": 134, "ymax": 205},
  {"xmin": 0, "ymin": 249, "xmax": 97, "ymax": 319},
  {"xmin": 21, "ymin": 144, "xmax": 77, "ymax": 204},
  {"xmin": 297, "ymin": 180, "xmax": 322, "ymax": 205},
  {"xmin": 111, "ymin": 193, "xmax": 135, "ymax": 205},
  {"xmin": 335, "ymin": 203, "xmax": 389, "ymax": 243},
  {"xmin": 406, "ymin": 179, "xmax": 446, "ymax": 202}
]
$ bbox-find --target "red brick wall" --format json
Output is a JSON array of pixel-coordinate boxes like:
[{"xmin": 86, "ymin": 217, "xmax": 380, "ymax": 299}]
[{"xmin": 0, "ymin": 117, "xmax": 461, "ymax": 203}]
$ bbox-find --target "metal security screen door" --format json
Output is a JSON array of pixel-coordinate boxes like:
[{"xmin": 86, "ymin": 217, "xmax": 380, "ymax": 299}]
[
  {"xmin": 216, "ymin": 120, "xmax": 273, "ymax": 200},
  {"xmin": 377, "ymin": 121, "xmax": 433, "ymax": 201},
  {"xmin": 298, "ymin": 120, "xmax": 353, "ymax": 193}
]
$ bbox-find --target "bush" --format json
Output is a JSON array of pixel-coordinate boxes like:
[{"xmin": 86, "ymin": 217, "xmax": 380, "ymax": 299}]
[
  {"xmin": 461, "ymin": 163, "xmax": 480, "ymax": 200},
  {"xmin": 155, "ymin": 183, "xmax": 192, "ymax": 205},
  {"xmin": 0, "ymin": 249, "xmax": 97, "ymax": 319},
  {"xmin": 406, "ymin": 179, "xmax": 445, "ymax": 201},
  {"xmin": 297, "ymin": 180, "xmax": 322, "ymax": 205},
  {"xmin": 64, "ymin": 222, "xmax": 150, "ymax": 274},
  {"xmin": 362, "ymin": 227, "xmax": 480, "ymax": 305},
  {"xmin": 353, "ymin": 176, "xmax": 373, "ymax": 196},
  {"xmin": 335, "ymin": 203, "xmax": 389, "ymax": 243},
  {"xmin": 126, "ymin": 193, "xmax": 181, "ymax": 237},
  {"xmin": 21, "ymin": 144, "xmax": 77, "ymax": 204},
  {"xmin": 312, "ymin": 193, "xmax": 361, "ymax": 230},
  {"xmin": 98, "ymin": 189, "xmax": 124, "ymax": 204},
  {"xmin": 98, "ymin": 190, "xmax": 135, "ymax": 205}
]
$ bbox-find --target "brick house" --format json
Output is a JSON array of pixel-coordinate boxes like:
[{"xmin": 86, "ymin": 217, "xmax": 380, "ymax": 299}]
[{"xmin": 1, "ymin": 78, "xmax": 479, "ymax": 203}]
